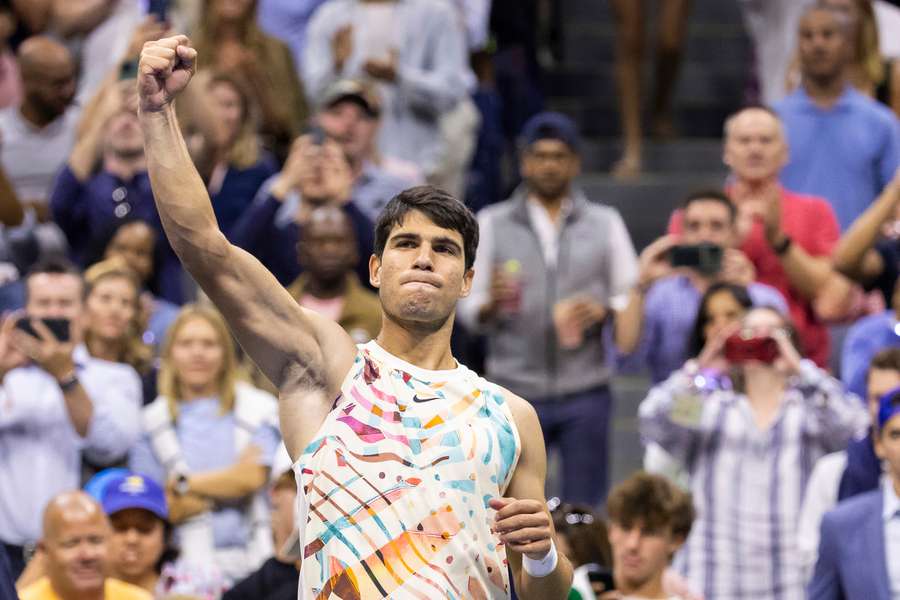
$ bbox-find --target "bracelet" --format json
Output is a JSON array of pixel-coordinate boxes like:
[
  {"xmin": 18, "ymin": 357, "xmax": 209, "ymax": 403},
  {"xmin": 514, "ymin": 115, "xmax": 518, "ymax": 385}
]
[
  {"xmin": 57, "ymin": 370, "xmax": 79, "ymax": 392},
  {"xmin": 522, "ymin": 540, "xmax": 558, "ymax": 578}
]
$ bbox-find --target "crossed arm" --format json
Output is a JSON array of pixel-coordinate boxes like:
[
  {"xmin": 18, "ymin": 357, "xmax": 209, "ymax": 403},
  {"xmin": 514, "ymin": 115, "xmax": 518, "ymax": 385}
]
[{"xmin": 137, "ymin": 37, "xmax": 357, "ymax": 458}]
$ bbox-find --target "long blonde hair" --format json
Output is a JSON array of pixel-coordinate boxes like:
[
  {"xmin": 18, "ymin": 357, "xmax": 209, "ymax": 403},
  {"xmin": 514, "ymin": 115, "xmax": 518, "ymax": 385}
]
[
  {"xmin": 207, "ymin": 72, "xmax": 262, "ymax": 169},
  {"xmin": 157, "ymin": 305, "xmax": 239, "ymax": 419},
  {"xmin": 84, "ymin": 261, "xmax": 153, "ymax": 375}
]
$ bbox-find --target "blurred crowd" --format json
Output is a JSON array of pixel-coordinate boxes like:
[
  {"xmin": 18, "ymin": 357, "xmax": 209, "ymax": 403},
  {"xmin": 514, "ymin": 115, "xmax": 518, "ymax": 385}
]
[{"xmin": 0, "ymin": 0, "xmax": 899, "ymax": 599}]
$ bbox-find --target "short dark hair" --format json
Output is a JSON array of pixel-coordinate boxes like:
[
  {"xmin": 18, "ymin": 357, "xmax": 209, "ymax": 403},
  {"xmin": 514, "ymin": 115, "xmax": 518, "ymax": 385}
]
[
  {"xmin": 682, "ymin": 189, "xmax": 737, "ymax": 223},
  {"xmin": 868, "ymin": 348, "xmax": 900, "ymax": 381},
  {"xmin": 606, "ymin": 472, "xmax": 695, "ymax": 541},
  {"xmin": 24, "ymin": 257, "xmax": 83, "ymax": 302},
  {"xmin": 374, "ymin": 186, "xmax": 479, "ymax": 270}
]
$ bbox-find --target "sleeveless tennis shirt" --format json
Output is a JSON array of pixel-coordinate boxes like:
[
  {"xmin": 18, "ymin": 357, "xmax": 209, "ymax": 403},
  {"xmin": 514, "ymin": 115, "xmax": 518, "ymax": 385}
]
[{"xmin": 294, "ymin": 340, "xmax": 522, "ymax": 599}]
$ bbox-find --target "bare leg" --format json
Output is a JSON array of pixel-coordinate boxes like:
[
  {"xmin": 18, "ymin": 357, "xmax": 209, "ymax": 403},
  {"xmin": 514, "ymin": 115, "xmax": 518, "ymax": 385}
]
[
  {"xmin": 611, "ymin": 0, "xmax": 644, "ymax": 179},
  {"xmin": 651, "ymin": 0, "xmax": 691, "ymax": 139}
]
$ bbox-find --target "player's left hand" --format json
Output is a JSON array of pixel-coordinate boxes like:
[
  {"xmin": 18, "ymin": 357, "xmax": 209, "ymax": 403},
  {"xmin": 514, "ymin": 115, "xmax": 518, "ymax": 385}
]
[{"xmin": 489, "ymin": 497, "xmax": 554, "ymax": 560}]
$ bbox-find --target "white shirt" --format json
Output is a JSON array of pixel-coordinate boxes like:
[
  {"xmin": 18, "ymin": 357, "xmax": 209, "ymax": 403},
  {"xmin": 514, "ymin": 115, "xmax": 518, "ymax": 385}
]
[
  {"xmin": 0, "ymin": 106, "xmax": 79, "ymax": 203},
  {"xmin": 884, "ymin": 480, "xmax": 900, "ymax": 599},
  {"xmin": 0, "ymin": 346, "xmax": 142, "ymax": 544}
]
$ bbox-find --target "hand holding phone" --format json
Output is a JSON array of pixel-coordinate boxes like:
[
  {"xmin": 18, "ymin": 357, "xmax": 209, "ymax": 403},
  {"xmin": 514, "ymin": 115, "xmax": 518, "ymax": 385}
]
[
  {"xmin": 723, "ymin": 331, "xmax": 779, "ymax": 364},
  {"xmin": 669, "ymin": 243, "xmax": 723, "ymax": 276}
]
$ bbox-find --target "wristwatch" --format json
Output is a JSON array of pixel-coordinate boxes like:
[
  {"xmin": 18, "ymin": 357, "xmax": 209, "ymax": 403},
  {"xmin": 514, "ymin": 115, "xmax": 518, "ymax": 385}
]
[
  {"xmin": 773, "ymin": 235, "xmax": 793, "ymax": 256},
  {"xmin": 56, "ymin": 370, "xmax": 79, "ymax": 392},
  {"xmin": 173, "ymin": 473, "xmax": 191, "ymax": 496}
]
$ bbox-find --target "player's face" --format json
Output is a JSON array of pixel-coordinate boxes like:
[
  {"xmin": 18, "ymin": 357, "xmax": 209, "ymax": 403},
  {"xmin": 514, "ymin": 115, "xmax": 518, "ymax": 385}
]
[{"xmin": 370, "ymin": 210, "xmax": 473, "ymax": 330}]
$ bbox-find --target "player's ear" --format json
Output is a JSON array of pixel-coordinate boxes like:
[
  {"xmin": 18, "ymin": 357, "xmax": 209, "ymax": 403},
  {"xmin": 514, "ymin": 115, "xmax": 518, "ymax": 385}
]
[{"xmin": 369, "ymin": 254, "xmax": 382, "ymax": 288}]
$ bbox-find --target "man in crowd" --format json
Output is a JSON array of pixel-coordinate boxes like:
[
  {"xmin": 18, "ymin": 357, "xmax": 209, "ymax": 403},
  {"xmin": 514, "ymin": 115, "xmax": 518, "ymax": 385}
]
[
  {"xmin": 807, "ymin": 387, "xmax": 900, "ymax": 599},
  {"xmin": 303, "ymin": 0, "xmax": 474, "ymax": 193},
  {"xmin": 313, "ymin": 79, "xmax": 422, "ymax": 221},
  {"xmin": 606, "ymin": 472, "xmax": 696, "ymax": 600},
  {"xmin": 799, "ymin": 347, "xmax": 900, "ymax": 580},
  {"xmin": 0, "ymin": 36, "xmax": 77, "ymax": 220},
  {"xmin": 618, "ymin": 189, "xmax": 787, "ymax": 383},
  {"xmin": 287, "ymin": 206, "xmax": 382, "ymax": 344},
  {"xmin": 776, "ymin": 4, "xmax": 900, "ymax": 231},
  {"xmin": 458, "ymin": 111, "xmax": 638, "ymax": 505},
  {"xmin": 18, "ymin": 491, "xmax": 150, "ymax": 600},
  {"xmin": 231, "ymin": 133, "xmax": 375, "ymax": 288},
  {"xmin": 0, "ymin": 259, "xmax": 142, "ymax": 578},
  {"xmin": 670, "ymin": 106, "xmax": 852, "ymax": 367}
]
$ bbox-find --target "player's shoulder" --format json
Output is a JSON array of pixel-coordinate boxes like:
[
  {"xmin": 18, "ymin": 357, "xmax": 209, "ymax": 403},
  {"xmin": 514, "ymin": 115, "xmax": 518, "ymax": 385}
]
[{"xmin": 488, "ymin": 384, "xmax": 540, "ymax": 435}]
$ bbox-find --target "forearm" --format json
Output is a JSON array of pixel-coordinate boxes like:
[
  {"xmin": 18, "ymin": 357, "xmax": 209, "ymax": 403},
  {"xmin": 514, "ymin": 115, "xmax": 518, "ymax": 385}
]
[
  {"xmin": 139, "ymin": 105, "xmax": 228, "ymax": 268},
  {"xmin": 68, "ymin": 125, "xmax": 105, "ymax": 181},
  {"xmin": 832, "ymin": 185, "xmax": 898, "ymax": 276},
  {"xmin": 777, "ymin": 244, "xmax": 834, "ymax": 300},
  {"xmin": 61, "ymin": 383, "xmax": 93, "ymax": 438},
  {"xmin": 187, "ymin": 462, "xmax": 268, "ymax": 500},
  {"xmin": 514, "ymin": 554, "xmax": 573, "ymax": 600},
  {"xmin": 613, "ymin": 288, "xmax": 646, "ymax": 354}
]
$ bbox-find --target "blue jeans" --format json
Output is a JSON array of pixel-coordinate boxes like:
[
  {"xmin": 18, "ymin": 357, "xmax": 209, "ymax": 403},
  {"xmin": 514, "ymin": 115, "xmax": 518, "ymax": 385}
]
[{"xmin": 531, "ymin": 386, "xmax": 613, "ymax": 507}]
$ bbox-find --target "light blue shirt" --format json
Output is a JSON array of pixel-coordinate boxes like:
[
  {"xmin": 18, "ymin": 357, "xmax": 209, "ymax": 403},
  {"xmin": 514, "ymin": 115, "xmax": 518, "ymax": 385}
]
[
  {"xmin": 841, "ymin": 310, "xmax": 900, "ymax": 399},
  {"xmin": 129, "ymin": 397, "xmax": 281, "ymax": 549},
  {"xmin": 0, "ymin": 346, "xmax": 142, "ymax": 545},
  {"xmin": 776, "ymin": 86, "xmax": 900, "ymax": 231},
  {"xmin": 303, "ymin": 0, "xmax": 473, "ymax": 173},
  {"xmin": 883, "ymin": 481, "xmax": 900, "ymax": 599}
]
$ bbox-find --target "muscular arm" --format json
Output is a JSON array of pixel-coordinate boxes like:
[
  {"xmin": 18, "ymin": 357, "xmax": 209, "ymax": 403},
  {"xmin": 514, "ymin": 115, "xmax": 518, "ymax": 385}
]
[
  {"xmin": 832, "ymin": 175, "xmax": 900, "ymax": 283},
  {"xmin": 138, "ymin": 37, "xmax": 357, "ymax": 457},
  {"xmin": 502, "ymin": 394, "xmax": 573, "ymax": 600}
]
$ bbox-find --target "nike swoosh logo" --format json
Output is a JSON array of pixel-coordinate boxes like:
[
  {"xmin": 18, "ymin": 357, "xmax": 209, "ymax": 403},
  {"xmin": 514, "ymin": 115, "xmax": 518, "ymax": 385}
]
[{"xmin": 412, "ymin": 395, "xmax": 442, "ymax": 403}]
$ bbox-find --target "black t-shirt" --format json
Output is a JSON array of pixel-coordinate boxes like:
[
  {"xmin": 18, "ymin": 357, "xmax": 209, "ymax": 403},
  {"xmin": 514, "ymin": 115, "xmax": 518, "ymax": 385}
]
[
  {"xmin": 222, "ymin": 558, "xmax": 299, "ymax": 600},
  {"xmin": 867, "ymin": 239, "xmax": 900, "ymax": 307}
]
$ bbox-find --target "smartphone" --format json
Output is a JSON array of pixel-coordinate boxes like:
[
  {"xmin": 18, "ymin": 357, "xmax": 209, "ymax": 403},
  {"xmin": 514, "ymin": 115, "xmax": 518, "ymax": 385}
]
[
  {"xmin": 15, "ymin": 317, "xmax": 71, "ymax": 343},
  {"xmin": 670, "ymin": 243, "xmax": 723, "ymax": 276},
  {"xmin": 585, "ymin": 564, "xmax": 615, "ymax": 593},
  {"xmin": 724, "ymin": 332, "xmax": 778, "ymax": 364},
  {"xmin": 148, "ymin": 0, "xmax": 168, "ymax": 22},
  {"xmin": 308, "ymin": 125, "xmax": 327, "ymax": 146}
]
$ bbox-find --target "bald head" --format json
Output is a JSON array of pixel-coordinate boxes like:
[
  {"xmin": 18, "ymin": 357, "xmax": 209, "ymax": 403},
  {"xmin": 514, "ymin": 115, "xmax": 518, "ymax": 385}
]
[
  {"xmin": 17, "ymin": 36, "xmax": 77, "ymax": 123},
  {"xmin": 40, "ymin": 491, "xmax": 110, "ymax": 599},
  {"xmin": 723, "ymin": 107, "xmax": 789, "ymax": 184}
]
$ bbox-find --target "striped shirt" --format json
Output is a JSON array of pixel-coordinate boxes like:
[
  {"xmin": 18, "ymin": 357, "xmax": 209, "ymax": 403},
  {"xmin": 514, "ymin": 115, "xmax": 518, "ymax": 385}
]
[{"xmin": 639, "ymin": 360, "xmax": 868, "ymax": 600}]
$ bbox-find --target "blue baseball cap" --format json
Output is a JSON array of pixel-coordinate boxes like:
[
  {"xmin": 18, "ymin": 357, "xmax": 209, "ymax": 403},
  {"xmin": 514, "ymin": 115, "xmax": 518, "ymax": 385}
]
[
  {"xmin": 519, "ymin": 111, "xmax": 581, "ymax": 153},
  {"xmin": 100, "ymin": 473, "xmax": 169, "ymax": 521},
  {"xmin": 878, "ymin": 386, "xmax": 900, "ymax": 430},
  {"xmin": 84, "ymin": 467, "xmax": 130, "ymax": 501}
]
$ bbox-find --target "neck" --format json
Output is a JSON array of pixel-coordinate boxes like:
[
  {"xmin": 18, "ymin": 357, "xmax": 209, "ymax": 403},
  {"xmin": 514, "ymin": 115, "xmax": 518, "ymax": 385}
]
[
  {"xmin": 618, "ymin": 571, "xmax": 667, "ymax": 599},
  {"xmin": 181, "ymin": 383, "xmax": 218, "ymax": 401},
  {"xmin": 375, "ymin": 313, "xmax": 457, "ymax": 371},
  {"xmin": 19, "ymin": 100, "xmax": 56, "ymax": 128},
  {"xmin": 216, "ymin": 20, "xmax": 246, "ymax": 40},
  {"xmin": 686, "ymin": 270, "xmax": 713, "ymax": 293},
  {"xmin": 87, "ymin": 335, "xmax": 125, "ymax": 363},
  {"xmin": 803, "ymin": 73, "xmax": 847, "ymax": 108},
  {"xmin": 744, "ymin": 367, "xmax": 787, "ymax": 412},
  {"xmin": 55, "ymin": 581, "xmax": 104, "ymax": 600},
  {"xmin": 529, "ymin": 190, "xmax": 569, "ymax": 222},
  {"xmin": 121, "ymin": 571, "xmax": 158, "ymax": 594},
  {"xmin": 304, "ymin": 275, "xmax": 348, "ymax": 299},
  {"xmin": 104, "ymin": 152, "xmax": 146, "ymax": 181}
]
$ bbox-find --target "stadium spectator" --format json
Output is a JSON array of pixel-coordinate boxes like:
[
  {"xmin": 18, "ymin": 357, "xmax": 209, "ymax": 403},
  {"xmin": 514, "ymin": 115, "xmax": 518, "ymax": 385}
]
[
  {"xmin": 0, "ymin": 259, "xmax": 142, "ymax": 579},
  {"xmin": 83, "ymin": 260, "xmax": 155, "ymax": 405},
  {"xmin": 670, "ymin": 106, "xmax": 853, "ymax": 368},
  {"xmin": 841, "ymin": 276, "xmax": 900, "ymax": 397},
  {"xmin": 255, "ymin": 0, "xmax": 329, "ymax": 72},
  {"xmin": 88, "ymin": 219, "xmax": 179, "ymax": 352},
  {"xmin": 129, "ymin": 305, "xmax": 281, "ymax": 581},
  {"xmin": 287, "ymin": 206, "xmax": 381, "ymax": 344},
  {"xmin": 18, "ymin": 491, "xmax": 150, "ymax": 600},
  {"xmin": 605, "ymin": 472, "xmax": 697, "ymax": 600},
  {"xmin": 231, "ymin": 133, "xmax": 375, "ymax": 288},
  {"xmin": 799, "ymin": 347, "xmax": 900, "ymax": 580},
  {"xmin": 776, "ymin": 4, "xmax": 900, "ymax": 231},
  {"xmin": 807, "ymin": 386, "xmax": 900, "ymax": 599},
  {"xmin": 303, "ymin": 0, "xmax": 473, "ymax": 188},
  {"xmin": 609, "ymin": 0, "xmax": 691, "ymax": 179},
  {"xmin": 192, "ymin": 0, "xmax": 307, "ymax": 162},
  {"xmin": 619, "ymin": 190, "xmax": 787, "ymax": 383},
  {"xmin": 313, "ymin": 79, "xmax": 421, "ymax": 221},
  {"xmin": 203, "ymin": 72, "xmax": 277, "ymax": 237},
  {"xmin": 458, "ymin": 112, "xmax": 638, "ymax": 504},
  {"xmin": 640, "ymin": 306, "xmax": 868, "ymax": 599}
]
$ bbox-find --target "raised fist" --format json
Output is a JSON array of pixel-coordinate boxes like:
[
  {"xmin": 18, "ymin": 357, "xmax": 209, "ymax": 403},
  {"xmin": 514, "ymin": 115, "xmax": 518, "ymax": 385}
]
[{"xmin": 138, "ymin": 35, "xmax": 197, "ymax": 113}]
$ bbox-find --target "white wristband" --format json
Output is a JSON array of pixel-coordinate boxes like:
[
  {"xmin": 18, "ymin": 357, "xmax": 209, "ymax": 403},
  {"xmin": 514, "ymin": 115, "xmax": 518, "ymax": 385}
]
[{"xmin": 522, "ymin": 540, "xmax": 558, "ymax": 578}]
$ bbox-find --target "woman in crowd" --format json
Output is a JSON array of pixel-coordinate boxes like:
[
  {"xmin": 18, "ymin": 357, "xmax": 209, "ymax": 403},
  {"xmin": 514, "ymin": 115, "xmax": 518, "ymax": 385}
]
[
  {"xmin": 204, "ymin": 72, "xmax": 277, "ymax": 237},
  {"xmin": 129, "ymin": 305, "xmax": 281, "ymax": 582},
  {"xmin": 88, "ymin": 218, "xmax": 181, "ymax": 352},
  {"xmin": 639, "ymin": 307, "xmax": 868, "ymax": 600},
  {"xmin": 192, "ymin": 0, "xmax": 307, "ymax": 161},
  {"xmin": 83, "ymin": 259, "xmax": 157, "ymax": 405}
]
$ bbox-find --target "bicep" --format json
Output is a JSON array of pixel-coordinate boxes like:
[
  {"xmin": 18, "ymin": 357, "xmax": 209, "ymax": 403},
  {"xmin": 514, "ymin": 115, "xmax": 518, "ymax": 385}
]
[{"xmin": 197, "ymin": 240, "xmax": 357, "ymax": 392}]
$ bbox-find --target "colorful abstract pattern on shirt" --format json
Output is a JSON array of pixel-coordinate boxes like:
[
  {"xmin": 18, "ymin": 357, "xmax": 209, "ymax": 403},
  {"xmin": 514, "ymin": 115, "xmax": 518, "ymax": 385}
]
[{"xmin": 295, "ymin": 342, "xmax": 521, "ymax": 599}]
